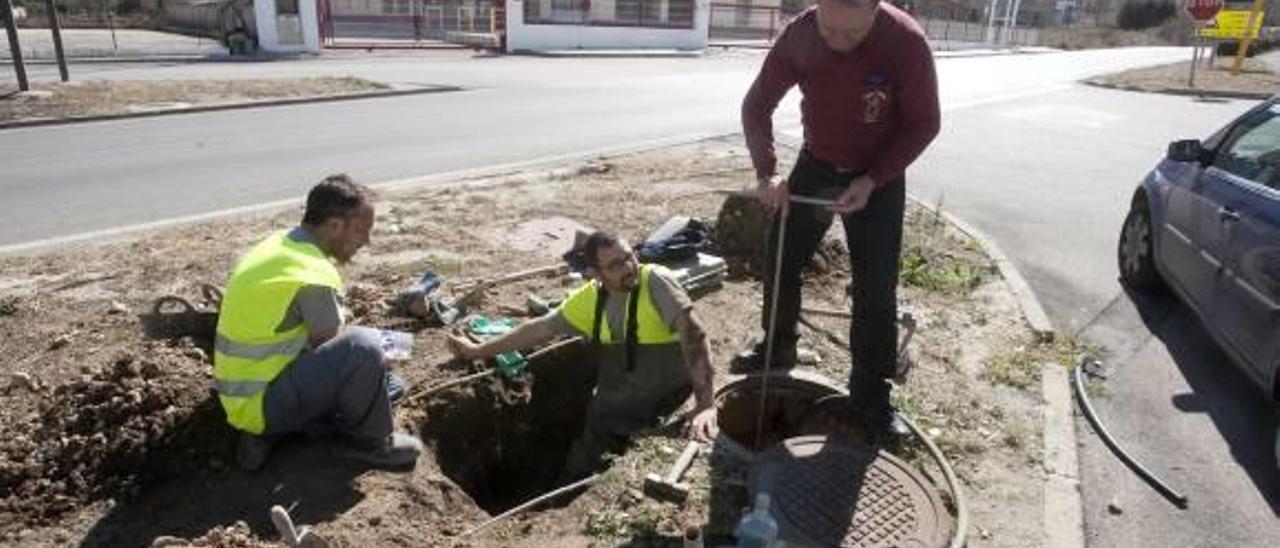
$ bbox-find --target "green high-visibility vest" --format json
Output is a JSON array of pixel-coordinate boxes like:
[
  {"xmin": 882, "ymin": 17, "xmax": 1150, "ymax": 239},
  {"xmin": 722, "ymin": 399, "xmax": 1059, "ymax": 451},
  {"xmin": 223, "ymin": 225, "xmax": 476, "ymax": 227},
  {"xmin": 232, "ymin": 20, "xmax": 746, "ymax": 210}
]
[
  {"xmin": 559, "ymin": 264, "xmax": 678, "ymax": 346},
  {"xmin": 213, "ymin": 230, "xmax": 343, "ymax": 434}
]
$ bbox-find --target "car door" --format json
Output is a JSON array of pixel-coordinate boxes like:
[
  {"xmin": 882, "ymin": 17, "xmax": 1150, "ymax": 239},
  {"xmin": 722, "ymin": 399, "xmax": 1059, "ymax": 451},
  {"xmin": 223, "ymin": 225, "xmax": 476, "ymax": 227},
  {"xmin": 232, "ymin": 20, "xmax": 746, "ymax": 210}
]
[
  {"xmin": 1158, "ymin": 140, "xmax": 1228, "ymax": 314},
  {"xmin": 1199, "ymin": 102, "xmax": 1280, "ymax": 388}
]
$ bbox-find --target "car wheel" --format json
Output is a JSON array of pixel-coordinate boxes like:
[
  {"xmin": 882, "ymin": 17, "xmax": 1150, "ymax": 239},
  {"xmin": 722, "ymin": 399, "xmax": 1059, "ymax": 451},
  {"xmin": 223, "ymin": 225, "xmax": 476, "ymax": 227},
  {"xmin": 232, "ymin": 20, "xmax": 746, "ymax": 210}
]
[{"xmin": 1118, "ymin": 201, "xmax": 1162, "ymax": 291}]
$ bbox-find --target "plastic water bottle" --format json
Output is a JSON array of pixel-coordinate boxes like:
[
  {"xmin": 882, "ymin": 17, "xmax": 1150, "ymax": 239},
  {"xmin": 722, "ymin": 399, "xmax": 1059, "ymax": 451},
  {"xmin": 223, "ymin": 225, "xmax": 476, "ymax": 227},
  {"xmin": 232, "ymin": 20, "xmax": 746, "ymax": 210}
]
[
  {"xmin": 377, "ymin": 329, "xmax": 414, "ymax": 361},
  {"xmin": 734, "ymin": 493, "xmax": 778, "ymax": 548}
]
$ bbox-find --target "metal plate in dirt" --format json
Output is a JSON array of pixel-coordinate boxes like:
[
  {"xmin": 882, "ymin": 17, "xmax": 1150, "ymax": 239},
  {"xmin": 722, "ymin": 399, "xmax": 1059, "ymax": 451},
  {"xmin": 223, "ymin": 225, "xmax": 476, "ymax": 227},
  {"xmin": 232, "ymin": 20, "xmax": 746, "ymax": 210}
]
[{"xmin": 750, "ymin": 435, "xmax": 949, "ymax": 548}]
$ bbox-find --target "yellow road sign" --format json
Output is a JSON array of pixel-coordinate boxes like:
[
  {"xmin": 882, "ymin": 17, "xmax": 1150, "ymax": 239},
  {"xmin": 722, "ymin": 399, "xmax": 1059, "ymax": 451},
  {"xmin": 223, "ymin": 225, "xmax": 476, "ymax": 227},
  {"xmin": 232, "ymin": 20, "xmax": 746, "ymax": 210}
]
[{"xmin": 1200, "ymin": 9, "xmax": 1265, "ymax": 39}]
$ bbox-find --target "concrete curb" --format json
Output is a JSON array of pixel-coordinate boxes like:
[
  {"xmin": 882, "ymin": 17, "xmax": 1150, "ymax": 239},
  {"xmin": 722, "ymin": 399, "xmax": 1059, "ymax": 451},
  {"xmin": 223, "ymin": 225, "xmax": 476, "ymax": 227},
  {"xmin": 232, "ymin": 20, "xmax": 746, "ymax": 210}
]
[
  {"xmin": 906, "ymin": 194, "xmax": 1081, "ymax": 548},
  {"xmin": 1083, "ymin": 80, "xmax": 1273, "ymax": 101},
  {"xmin": 905, "ymin": 195, "xmax": 1055, "ymax": 340},
  {"xmin": 0, "ymin": 84, "xmax": 462, "ymax": 131},
  {"xmin": 1042, "ymin": 362, "xmax": 1085, "ymax": 548},
  {"xmin": 519, "ymin": 49, "xmax": 703, "ymax": 58}
]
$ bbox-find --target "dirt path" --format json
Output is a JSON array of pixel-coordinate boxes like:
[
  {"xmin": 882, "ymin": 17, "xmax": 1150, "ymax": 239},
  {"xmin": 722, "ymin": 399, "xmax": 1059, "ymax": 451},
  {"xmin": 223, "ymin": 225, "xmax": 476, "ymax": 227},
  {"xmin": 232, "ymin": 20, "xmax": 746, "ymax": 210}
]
[
  {"xmin": 0, "ymin": 78, "xmax": 393, "ymax": 123},
  {"xmin": 1086, "ymin": 55, "xmax": 1279, "ymax": 96},
  {"xmin": 0, "ymin": 136, "xmax": 1074, "ymax": 547}
]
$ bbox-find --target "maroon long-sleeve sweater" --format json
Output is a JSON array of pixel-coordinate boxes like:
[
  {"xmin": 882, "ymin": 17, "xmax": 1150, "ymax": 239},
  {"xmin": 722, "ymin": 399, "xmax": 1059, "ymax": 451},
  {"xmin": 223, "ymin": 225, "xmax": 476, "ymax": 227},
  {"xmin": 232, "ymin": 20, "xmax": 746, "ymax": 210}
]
[{"xmin": 742, "ymin": 4, "xmax": 941, "ymax": 188}]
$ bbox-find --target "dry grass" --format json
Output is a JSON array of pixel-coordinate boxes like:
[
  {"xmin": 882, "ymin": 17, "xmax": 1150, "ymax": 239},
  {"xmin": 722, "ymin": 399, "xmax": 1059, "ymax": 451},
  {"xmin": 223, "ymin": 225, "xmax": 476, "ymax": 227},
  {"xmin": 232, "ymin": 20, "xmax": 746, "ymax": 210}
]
[
  {"xmin": 0, "ymin": 77, "xmax": 388, "ymax": 122},
  {"xmin": 1088, "ymin": 57, "xmax": 1280, "ymax": 95}
]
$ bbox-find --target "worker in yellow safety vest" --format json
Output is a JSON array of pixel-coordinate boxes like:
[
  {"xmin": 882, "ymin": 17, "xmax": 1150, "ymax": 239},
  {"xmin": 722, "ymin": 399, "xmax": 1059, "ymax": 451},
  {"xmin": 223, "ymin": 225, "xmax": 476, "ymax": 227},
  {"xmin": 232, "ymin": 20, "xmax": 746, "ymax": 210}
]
[
  {"xmin": 447, "ymin": 230, "xmax": 719, "ymax": 479},
  {"xmin": 215, "ymin": 174, "xmax": 422, "ymax": 471}
]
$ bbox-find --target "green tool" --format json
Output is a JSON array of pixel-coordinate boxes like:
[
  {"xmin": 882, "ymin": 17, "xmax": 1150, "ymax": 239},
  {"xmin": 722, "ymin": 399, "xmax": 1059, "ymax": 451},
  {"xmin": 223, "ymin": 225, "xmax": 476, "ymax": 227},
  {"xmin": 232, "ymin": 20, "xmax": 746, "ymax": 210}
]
[{"xmin": 466, "ymin": 315, "xmax": 529, "ymax": 380}]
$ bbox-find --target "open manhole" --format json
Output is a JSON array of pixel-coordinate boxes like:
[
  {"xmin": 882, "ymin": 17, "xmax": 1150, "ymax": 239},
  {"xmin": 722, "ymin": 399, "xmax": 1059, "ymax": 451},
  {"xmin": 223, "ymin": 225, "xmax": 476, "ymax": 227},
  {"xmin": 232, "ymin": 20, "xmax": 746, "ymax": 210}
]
[
  {"xmin": 714, "ymin": 369, "xmax": 846, "ymax": 458},
  {"xmin": 750, "ymin": 436, "xmax": 950, "ymax": 548},
  {"xmin": 419, "ymin": 341, "xmax": 598, "ymax": 515}
]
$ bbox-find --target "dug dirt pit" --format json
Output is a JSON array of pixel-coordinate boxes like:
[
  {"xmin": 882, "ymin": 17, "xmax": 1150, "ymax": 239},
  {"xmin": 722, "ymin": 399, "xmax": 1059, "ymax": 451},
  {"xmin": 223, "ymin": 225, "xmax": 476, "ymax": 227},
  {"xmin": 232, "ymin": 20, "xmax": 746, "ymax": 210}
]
[{"xmin": 420, "ymin": 341, "xmax": 599, "ymax": 516}]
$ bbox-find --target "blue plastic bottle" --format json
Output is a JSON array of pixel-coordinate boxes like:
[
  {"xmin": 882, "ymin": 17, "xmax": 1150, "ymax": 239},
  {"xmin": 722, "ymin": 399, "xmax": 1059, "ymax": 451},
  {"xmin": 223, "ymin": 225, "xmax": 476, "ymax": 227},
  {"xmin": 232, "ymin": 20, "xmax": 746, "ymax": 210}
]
[{"xmin": 734, "ymin": 493, "xmax": 778, "ymax": 548}]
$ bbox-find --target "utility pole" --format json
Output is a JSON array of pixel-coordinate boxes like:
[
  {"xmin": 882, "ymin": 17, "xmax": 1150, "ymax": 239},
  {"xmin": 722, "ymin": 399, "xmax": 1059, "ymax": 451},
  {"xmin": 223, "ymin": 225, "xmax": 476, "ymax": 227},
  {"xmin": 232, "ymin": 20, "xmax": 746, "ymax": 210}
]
[
  {"xmin": 45, "ymin": 0, "xmax": 68, "ymax": 81},
  {"xmin": 985, "ymin": 0, "xmax": 1000, "ymax": 43},
  {"xmin": 1, "ymin": 0, "xmax": 29, "ymax": 91}
]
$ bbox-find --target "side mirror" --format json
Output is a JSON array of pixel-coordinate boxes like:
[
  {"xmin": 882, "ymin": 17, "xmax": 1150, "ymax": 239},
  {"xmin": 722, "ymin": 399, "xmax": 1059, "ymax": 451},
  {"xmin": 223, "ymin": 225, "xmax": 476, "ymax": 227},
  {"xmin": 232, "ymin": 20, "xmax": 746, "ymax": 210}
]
[{"xmin": 1167, "ymin": 139, "xmax": 1207, "ymax": 163}]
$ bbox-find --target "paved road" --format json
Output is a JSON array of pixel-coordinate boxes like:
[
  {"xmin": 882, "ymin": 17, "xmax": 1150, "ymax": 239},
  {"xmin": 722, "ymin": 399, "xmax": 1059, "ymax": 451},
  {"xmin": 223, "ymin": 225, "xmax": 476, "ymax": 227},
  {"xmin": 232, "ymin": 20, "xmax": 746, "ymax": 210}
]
[
  {"xmin": 0, "ymin": 47, "xmax": 1188, "ymax": 249},
  {"xmin": 909, "ymin": 86, "xmax": 1278, "ymax": 546}
]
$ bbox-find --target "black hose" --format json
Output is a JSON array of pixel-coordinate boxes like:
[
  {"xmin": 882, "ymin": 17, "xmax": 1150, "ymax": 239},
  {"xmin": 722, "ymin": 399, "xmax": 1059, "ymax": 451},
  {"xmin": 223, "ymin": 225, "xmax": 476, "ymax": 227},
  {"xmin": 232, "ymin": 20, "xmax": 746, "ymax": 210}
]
[{"xmin": 1072, "ymin": 358, "xmax": 1188, "ymax": 509}]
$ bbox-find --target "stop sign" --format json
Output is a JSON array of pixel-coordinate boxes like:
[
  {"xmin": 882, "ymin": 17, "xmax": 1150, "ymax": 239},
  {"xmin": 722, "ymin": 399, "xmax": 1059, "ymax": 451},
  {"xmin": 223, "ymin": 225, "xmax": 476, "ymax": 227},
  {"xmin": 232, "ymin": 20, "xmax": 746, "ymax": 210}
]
[{"xmin": 1185, "ymin": 0, "xmax": 1224, "ymax": 22}]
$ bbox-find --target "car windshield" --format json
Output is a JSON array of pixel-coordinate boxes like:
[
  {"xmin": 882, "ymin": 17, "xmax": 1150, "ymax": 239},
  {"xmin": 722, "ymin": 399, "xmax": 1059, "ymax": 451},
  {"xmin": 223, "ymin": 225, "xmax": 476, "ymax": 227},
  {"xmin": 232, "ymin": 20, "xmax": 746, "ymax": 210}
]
[{"xmin": 1216, "ymin": 103, "xmax": 1280, "ymax": 189}]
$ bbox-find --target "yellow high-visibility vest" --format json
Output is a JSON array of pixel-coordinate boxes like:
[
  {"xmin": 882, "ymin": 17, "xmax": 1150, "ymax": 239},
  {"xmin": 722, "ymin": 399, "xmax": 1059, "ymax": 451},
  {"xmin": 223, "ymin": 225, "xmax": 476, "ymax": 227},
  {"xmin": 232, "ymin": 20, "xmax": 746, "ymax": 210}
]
[
  {"xmin": 559, "ymin": 264, "xmax": 678, "ymax": 346},
  {"xmin": 213, "ymin": 230, "xmax": 343, "ymax": 434}
]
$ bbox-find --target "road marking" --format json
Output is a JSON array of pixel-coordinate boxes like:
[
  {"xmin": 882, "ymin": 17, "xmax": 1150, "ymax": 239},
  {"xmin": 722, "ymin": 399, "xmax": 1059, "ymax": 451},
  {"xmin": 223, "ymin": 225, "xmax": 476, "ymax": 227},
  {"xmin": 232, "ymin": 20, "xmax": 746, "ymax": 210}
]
[
  {"xmin": 0, "ymin": 130, "xmax": 724, "ymax": 256},
  {"xmin": 0, "ymin": 83, "xmax": 1077, "ymax": 255}
]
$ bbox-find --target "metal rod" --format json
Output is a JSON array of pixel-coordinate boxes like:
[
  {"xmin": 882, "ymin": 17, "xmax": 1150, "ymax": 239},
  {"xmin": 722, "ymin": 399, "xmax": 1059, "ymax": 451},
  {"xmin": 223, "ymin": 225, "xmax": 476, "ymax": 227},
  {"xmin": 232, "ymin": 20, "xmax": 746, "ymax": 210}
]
[
  {"xmin": 44, "ymin": 0, "xmax": 67, "ymax": 81},
  {"xmin": 710, "ymin": 189, "xmax": 838, "ymax": 207},
  {"xmin": 404, "ymin": 369, "xmax": 494, "ymax": 404},
  {"xmin": 461, "ymin": 473, "xmax": 600, "ymax": 538},
  {"xmin": 753, "ymin": 206, "xmax": 788, "ymax": 451},
  {"xmin": 1072, "ymin": 357, "xmax": 1188, "ymax": 509},
  {"xmin": 1, "ymin": 0, "xmax": 28, "ymax": 91}
]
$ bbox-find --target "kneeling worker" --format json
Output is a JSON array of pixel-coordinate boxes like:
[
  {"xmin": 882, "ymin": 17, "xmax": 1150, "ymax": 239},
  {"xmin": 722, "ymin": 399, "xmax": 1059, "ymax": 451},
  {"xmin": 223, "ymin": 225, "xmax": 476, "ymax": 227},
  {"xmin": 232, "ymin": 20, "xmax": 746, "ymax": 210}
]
[
  {"xmin": 447, "ymin": 231, "xmax": 718, "ymax": 478},
  {"xmin": 215, "ymin": 175, "xmax": 422, "ymax": 471}
]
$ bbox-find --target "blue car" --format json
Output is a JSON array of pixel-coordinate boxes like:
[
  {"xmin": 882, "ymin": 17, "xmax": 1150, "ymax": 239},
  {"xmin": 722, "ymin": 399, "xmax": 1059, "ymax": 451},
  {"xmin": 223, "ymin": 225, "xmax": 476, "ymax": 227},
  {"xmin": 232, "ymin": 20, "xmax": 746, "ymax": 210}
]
[{"xmin": 1118, "ymin": 97, "xmax": 1280, "ymax": 458}]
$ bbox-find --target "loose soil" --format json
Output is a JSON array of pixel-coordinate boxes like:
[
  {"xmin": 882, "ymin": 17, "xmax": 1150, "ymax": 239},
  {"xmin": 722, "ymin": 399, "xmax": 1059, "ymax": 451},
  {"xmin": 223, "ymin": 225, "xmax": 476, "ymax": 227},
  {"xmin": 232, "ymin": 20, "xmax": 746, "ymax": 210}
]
[
  {"xmin": 1087, "ymin": 56, "xmax": 1280, "ymax": 96},
  {"xmin": 0, "ymin": 135, "xmax": 1065, "ymax": 547},
  {"xmin": 0, "ymin": 78, "xmax": 392, "ymax": 123}
]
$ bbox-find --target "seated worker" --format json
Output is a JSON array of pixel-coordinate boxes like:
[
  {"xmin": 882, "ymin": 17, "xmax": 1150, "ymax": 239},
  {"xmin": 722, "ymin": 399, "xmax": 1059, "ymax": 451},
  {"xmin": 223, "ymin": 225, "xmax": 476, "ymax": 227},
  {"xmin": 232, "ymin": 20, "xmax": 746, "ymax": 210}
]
[
  {"xmin": 215, "ymin": 174, "xmax": 422, "ymax": 471},
  {"xmin": 447, "ymin": 231, "xmax": 718, "ymax": 479}
]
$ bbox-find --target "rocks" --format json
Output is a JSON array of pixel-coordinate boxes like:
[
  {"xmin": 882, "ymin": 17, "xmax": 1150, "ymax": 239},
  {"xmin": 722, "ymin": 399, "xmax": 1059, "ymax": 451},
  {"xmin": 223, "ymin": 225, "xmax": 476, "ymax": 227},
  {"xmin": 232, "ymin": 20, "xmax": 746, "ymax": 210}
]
[
  {"xmin": 109, "ymin": 301, "xmax": 131, "ymax": 315},
  {"xmin": 6, "ymin": 372, "xmax": 41, "ymax": 394},
  {"xmin": 0, "ymin": 346, "xmax": 231, "ymax": 527},
  {"xmin": 48, "ymin": 334, "xmax": 72, "ymax": 351}
]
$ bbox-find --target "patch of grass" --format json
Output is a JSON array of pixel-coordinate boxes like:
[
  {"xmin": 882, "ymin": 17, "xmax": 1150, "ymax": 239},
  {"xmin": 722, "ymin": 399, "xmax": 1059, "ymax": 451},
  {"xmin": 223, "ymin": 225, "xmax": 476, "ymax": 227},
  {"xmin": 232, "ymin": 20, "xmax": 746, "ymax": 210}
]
[
  {"xmin": 900, "ymin": 205, "xmax": 990, "ymax": 295},
  {"xmin": 899, "ymin": 248, "xmax": 986, "ymax": 294},
  {"xmin": 981, "ymin": 334, "xmax": 1098, "ymax": 390},
  {"xmin": 0, "ymin": 295, "xmax": 18, "ymax": 316},
  {"xmin": 582, "ymin": 436, "xmax": 690, "ymax": 542}
]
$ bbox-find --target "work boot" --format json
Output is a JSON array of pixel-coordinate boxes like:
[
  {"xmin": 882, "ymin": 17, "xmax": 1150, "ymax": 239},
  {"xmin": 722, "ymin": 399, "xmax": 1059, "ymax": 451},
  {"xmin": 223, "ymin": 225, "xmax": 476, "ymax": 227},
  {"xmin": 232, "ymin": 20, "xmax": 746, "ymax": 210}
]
[
  {"xmin": 862, "ymin": 408, "xmax": 912, "ymax": 450},
  {"xmin": 730, "ymin": 342, "xmax": 820, "ymax": 372},
  {"xmin": 236, "ymin": 432, "xmax": 279, "ymax": 472},
  {"xmin": 337, "ymin": 432, "xmax": 423, "ymax": 470},
  {"xmin": 730, "ymin": 341, "xmax": 797, "ymax": 373}
]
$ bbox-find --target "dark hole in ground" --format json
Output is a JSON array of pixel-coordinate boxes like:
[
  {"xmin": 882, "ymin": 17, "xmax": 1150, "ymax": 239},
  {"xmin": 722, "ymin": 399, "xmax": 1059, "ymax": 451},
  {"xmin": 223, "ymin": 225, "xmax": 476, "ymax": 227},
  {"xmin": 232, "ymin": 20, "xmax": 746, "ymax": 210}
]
[
  {"xmin": 715, "ymin": 371, "xmax": 845, "ymax": 453},
  {"xmin": 420, "ymin": 341, "xmax": 598, "ymax": 515}
]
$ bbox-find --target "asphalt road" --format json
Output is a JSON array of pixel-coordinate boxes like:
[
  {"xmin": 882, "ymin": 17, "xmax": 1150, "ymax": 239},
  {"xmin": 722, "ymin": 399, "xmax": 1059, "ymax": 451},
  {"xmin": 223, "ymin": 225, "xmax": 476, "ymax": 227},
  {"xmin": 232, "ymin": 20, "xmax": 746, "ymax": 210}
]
[
  {"xmin": 1, "ymin": 47, "xmax": 1189, "ymax": 249},
  {"xmin": 909, "ymin": 85, "xmax": 1278, "ymax": 547}
]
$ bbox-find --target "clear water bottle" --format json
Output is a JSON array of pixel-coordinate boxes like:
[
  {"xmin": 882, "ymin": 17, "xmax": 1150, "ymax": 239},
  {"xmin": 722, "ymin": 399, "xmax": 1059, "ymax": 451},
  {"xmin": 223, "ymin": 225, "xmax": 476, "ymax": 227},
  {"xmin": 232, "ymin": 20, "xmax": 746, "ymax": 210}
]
[
  {"xmin": 377, "ymin": 329, "xmax": 414, "ymax": 361},
  {"xmin": 734, "ymin": 493, "xmax": 778, "ymax": 548}
]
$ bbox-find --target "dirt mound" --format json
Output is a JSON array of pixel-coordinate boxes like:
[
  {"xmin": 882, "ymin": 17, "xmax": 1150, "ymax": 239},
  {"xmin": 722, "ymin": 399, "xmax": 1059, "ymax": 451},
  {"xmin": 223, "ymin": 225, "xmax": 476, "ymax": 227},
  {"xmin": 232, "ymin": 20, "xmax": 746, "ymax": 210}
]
[
  {"xmin": 149, "ymin": 521, "xmax": 265, "ymax": 548},
  {"xmin": 0, "ymin": 339, "xmax": 229, "ymax": 528}
]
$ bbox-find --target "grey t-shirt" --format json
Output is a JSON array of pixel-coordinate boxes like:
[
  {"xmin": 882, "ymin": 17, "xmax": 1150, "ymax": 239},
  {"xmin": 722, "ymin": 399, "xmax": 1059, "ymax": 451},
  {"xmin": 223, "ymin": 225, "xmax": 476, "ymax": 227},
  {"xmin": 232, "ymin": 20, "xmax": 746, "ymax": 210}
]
[
  {"xmin": 274, "ymin": 228, "xmax": 344, "ymax": 337},
  {"xmin": 547, "ymin": 268, "xmax": 692, "ymax": 340}
]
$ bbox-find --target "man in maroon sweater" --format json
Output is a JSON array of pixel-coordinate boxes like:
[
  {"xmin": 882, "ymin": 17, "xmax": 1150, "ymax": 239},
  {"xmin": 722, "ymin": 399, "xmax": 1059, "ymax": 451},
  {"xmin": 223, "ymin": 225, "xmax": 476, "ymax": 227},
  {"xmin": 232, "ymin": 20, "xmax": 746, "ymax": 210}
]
[{"xmin": 736, "ymin": 0, "xmax": 940, "ymax": 444}]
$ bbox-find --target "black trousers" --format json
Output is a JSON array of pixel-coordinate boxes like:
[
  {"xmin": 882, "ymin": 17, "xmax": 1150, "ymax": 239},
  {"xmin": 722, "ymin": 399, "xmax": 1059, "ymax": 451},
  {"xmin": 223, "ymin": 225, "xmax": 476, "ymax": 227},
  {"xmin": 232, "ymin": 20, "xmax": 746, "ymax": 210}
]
[{"xmin": 762, "ymin": 150, "xmax": 905, "ymax": 420}]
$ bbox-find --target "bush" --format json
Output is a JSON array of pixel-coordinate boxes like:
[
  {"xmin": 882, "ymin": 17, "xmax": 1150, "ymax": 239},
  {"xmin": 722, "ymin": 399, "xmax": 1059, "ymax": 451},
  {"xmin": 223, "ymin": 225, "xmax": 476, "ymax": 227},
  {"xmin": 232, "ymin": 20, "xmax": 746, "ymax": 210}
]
[{"xmin": 1117, "ymin": 0, "xmax": 1177, "ymax": 30}]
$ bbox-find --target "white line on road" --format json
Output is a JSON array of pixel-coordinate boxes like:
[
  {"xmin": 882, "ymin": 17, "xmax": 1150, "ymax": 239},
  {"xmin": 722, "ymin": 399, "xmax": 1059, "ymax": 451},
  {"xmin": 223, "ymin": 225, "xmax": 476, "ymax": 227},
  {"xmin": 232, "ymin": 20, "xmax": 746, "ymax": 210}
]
[
  {"xmin": 1, "ymin": 83, "xmax": 1077, "ymax": 256},
  {"xmin": 0, "ymin": 130, "xmax": 725, "ymax": 256}
]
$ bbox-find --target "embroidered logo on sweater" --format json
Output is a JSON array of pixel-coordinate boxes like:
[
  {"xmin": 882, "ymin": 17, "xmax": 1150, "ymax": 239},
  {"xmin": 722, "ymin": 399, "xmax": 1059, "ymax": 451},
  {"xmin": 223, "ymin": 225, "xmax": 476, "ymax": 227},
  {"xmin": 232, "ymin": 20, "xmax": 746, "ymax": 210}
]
[
  {"xmin": 862, "ymin": 89, "xmax": 888, "ymax": 124},
  {"xmin": 862, "ymin": 71, "xmax": 890, "ymax": 124}
]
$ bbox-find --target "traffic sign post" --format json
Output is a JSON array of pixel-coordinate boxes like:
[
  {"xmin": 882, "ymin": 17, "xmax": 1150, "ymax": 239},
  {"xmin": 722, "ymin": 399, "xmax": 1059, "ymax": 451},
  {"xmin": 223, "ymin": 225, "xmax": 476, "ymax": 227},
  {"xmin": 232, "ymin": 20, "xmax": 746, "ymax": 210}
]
[
  {"xmin": 1185, "ymin": 0, "xmax": 1223, "ymax": 22},
  {"xmin": 1184, "ymin": 0, "xmax": 1224, "ymax": 89}
]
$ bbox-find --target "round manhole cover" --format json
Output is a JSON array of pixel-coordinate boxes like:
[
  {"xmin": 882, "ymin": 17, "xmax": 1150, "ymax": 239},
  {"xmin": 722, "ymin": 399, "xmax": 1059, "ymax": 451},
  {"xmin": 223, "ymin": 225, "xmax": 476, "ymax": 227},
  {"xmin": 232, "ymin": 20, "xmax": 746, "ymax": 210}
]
[{"xmin": 750, "ymin": 435, "xmax": 950, "ymax": 548}]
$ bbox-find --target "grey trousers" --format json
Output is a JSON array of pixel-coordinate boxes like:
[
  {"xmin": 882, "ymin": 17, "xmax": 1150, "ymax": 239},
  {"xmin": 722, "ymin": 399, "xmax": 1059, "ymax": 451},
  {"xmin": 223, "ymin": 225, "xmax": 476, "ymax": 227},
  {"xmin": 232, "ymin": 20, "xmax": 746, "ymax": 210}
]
[
  {"xmin": 560, "ymin": 344, "xmax": 693, "ymax": 481},
  {"xmin": 262, "ymin": 327, "xmax": 393, "ymax": 441}
]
